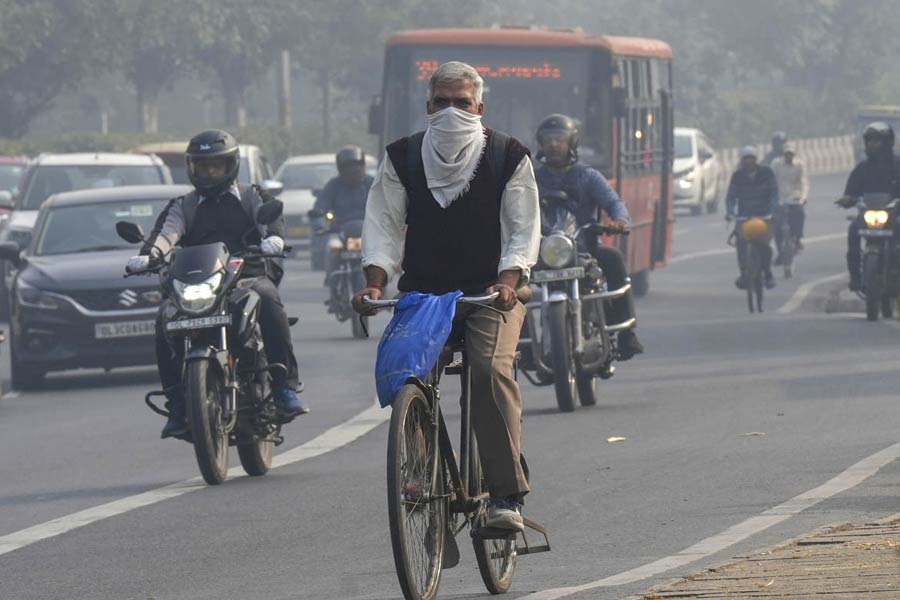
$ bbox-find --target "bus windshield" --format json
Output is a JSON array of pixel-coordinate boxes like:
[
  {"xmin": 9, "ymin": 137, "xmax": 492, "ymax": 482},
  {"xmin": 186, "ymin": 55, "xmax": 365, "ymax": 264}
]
[{"xmin": 386, "ymin": 46, "xmax": 608, "ymax": 166}]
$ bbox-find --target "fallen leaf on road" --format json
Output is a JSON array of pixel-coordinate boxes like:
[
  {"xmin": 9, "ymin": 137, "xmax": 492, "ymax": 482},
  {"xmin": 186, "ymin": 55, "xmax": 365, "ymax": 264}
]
[
  {"xmin": 741, "ymin": 432, "xmax": 766, "ymax": 437},
  {"xmin": 607, "ymin": 436, "xmax": 627, "ymax": 443}
]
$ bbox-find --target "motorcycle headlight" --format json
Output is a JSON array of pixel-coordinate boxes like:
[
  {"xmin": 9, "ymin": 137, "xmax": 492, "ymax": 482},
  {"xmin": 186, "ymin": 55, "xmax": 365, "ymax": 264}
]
[
  {"xmin": 173, "ymin": 272, "xmax": 222, "ymax": 314},
  {"xmin": 864, "ymin": 209, "xmax": 890, "ymax": 228},
  {"xmin": 540, "ymin": 234, "xmax": 575, "ymax": 269},
  {"xmin": 346, "ymin": 237, "xmax": 362, "ymax": 251},
  {"xmin": 327, "ymin": 236, "xmax": 344, "ymax": 254}
]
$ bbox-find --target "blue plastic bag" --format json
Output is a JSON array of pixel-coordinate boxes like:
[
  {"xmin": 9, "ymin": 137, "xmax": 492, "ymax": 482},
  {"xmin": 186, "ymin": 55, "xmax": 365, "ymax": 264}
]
[{"xmin": 375, "ymin": 290, "xmax": 463, "ymax": 407}]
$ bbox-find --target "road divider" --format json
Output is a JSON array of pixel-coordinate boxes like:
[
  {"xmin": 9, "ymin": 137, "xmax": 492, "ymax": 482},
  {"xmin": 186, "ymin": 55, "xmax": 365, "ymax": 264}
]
[{"xmin": 0, "ymin": 398, "xmax": 389, "ymax": 558}]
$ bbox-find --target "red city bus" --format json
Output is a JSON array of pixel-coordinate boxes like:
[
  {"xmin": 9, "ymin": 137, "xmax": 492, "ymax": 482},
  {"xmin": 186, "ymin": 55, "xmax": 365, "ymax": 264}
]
[{"xmin": 369, "ymin": 26, "xmax": 674, "ymax": 295}]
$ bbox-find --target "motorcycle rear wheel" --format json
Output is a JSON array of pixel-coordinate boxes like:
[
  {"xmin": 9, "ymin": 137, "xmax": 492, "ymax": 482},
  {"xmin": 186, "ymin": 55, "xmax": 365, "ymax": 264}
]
[
  {"xmin": 237, "ymin": 436, "xmax": 273, "ymax": 477},
  {"xmin": 188, "ymin": 360, "xmax": 229, "ymax": 485}
]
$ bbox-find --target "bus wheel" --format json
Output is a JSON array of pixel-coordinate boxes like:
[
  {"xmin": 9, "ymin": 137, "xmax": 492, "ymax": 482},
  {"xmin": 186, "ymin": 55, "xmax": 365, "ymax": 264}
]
[{"xmin": 631, "ymin": 270, "xmax": 650, "ymax": 297}]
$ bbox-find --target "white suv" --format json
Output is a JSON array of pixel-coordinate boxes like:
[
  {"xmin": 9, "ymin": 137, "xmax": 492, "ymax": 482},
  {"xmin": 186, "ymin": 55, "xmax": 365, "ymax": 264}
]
[{"xmin": 673, "ymin": 127, "xmax": 725, "ymax": 215}]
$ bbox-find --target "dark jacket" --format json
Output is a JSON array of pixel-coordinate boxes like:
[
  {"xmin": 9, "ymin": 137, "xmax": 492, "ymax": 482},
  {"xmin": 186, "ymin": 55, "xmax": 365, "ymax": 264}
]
[
  {"xmin": 844, "ymin": 155, "xmax": 900, "ymax": 198},
  {"xmin": 725, "ymin": 166, "xmax": 779, "ymax": 217},
  {"xmin": 534, "ymin": 163, "xmax": 630, "ymax": 228},
  {"xmin": 313, "ymin": 175, "xmax": 373, "ymax": 226}
]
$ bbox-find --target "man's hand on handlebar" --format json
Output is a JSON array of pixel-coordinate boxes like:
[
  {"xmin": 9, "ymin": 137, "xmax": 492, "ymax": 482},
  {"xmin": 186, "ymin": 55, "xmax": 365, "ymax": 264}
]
[
  {"xmin": 352, "ymin": 287, "xmax": 382, "ymax": 316},
  {"xmin": 835, "ymin": 195, "xmax": 857, "ymax": 209},
  {"xmin": 485, "ymin": 283, "xmax": 517, "ymax": 311},
  {"xmin": 607, "ymin": 219, "xmax": 630, "ymax": 235}
]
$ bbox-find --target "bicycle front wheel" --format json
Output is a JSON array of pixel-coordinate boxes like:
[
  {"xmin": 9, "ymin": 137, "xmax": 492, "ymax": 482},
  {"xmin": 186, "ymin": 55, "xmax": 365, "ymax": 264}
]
[{"xmin": 387, "ymin": 384, "xmax": 446, "ymax": 600}]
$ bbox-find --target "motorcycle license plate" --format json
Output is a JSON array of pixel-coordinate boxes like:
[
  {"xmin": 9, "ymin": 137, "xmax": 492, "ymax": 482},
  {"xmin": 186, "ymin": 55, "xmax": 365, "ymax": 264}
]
[
  {"xmin": 860, "ymin": 229, "xmax": 893, "ymax": 237},
  {"xmin": 165, "ymin": 314, "xmax": 232, "ymax": 332},
  {"xmin": 95, "ymin": 319, "xmax": 156, "ymax": 339},
  {"xmin": 532, "ymin": 267, "xmax": 584, "ymax": 283},
  {"xmin": 340, "ymin": 250, "xmax": 362, "ymax": 260}
]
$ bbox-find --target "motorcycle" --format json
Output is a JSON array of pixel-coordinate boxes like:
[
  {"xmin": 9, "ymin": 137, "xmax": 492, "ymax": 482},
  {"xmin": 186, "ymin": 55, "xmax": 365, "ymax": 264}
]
[
  {"xmin": 116, "ymin": 200, "xmax": 295, "ymax": 485},
  {"xmin": 517, "ymin": 191, "xmax": 635, "ymax": 412},
  {"xmin": 855, "ymin": 193, "xmax": 900, "ymax": 321},
  {"xmin": 315, "ymin": 212, "xmax": 368, "ymax": 338}
]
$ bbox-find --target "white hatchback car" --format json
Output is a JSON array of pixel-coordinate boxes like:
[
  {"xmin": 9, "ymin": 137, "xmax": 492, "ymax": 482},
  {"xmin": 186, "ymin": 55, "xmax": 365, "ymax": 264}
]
[{"xmin": 673, "ymin": 127, "xmax": 725, "ymax": 215}]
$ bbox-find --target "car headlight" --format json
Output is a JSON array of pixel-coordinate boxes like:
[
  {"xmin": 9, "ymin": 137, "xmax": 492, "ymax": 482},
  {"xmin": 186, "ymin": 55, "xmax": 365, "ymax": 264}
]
[
  {"xmin": 173, "ymin": 272, "xmax": 222, "ymax": 314},
  {"xmin": 677, "ymin": 169, "xmax": 695, "ymax": 189},
  {"xmin": 540, "ymin": 234, "xmax": 575, "ymax": 268},
  {"xmin": 16, "ymin": 279, "xmax": 63, "ymax": 310},
  {"xmin": 864, "ymin": 209, "xmax": 890, "ymax": 228}
]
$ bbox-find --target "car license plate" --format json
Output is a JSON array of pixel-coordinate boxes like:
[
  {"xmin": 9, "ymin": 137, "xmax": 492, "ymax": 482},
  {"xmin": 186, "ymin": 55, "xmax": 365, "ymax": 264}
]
[
  {"xmin": 340, "ymin": 250, "xmax": 362, "ymax": 260},
  {"xmin": 860, "ymin": 229, "xmax": 893, "ymax": 237},
  {"xmin": 95, "ymin": 319, "xmax": 156, "ymax": 339},
  {"xmin": 532, "ymin": 267, "xmax": 584, "ymax": 283},
  {"xmin": 165, "ymin": 314, "xmax": 232, "ymax": 332}
]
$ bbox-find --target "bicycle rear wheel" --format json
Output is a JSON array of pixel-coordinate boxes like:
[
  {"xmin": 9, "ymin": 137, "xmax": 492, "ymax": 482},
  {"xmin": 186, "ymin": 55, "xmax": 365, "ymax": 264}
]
[
  {"xmin": 470, "ymin": 438, "xmax": 518, "ymax": 594},
  {"xmin": 744, "ymin": 246, "xmax": 757, "ymax": 313},
  {"xmin": 387, "ymin": 384, "xmax": 446, "ymax": 600}
]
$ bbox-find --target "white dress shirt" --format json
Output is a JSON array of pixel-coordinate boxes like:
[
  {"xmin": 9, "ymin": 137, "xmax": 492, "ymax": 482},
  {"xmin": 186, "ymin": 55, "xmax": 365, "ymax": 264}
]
[
  {"xmin": 362, "ymin": 154, "xmax": 541, "ymax": 284},
  {"xmin": 771, "ymin": 157, "xmax": 809, "ymax": 204}
]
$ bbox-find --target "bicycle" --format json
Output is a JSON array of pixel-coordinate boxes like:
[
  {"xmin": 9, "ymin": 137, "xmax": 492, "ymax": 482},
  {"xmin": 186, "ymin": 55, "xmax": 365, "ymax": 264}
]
[
  {"xmin": 364, "ymin": 293, "xmax": 550, "ymax": 600},
  {"xmin": 728, "ymin": 216, "xmax": 773, "ymax": 313},
  {"xmin": 776, "ymin": 203, "xmax": 804, "ymax": 279}
]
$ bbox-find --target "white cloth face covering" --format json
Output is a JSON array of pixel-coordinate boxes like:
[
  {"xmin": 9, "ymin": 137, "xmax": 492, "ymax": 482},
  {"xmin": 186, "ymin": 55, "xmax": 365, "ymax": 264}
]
[{"xmin": 421, "ymin": 107, "xmax": 486, "ymax": 208}]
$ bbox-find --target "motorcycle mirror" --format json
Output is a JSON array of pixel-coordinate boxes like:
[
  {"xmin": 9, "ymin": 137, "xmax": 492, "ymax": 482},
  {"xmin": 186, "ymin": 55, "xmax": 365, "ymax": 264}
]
[
  {"xmin": 116, "ymin": 221, "xmax": 145, "ymax": 244},
  {"xmin": 256, "ymin": 200, "xmax": 284, "ymax": 225}
]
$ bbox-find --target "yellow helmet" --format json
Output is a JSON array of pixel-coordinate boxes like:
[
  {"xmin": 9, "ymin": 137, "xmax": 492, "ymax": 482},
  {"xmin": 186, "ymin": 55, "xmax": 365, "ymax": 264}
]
[{"xmin": 741, "ymin": 218, "xmax": 769, "ymax": 241}]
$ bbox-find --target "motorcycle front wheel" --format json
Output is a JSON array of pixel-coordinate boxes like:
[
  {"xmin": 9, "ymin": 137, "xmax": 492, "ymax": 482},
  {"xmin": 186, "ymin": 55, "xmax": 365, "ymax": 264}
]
[
  {"xmin": 864, "ymin": 254, "xmax": 881, "ymax": 321},
  {"xmin": 187, "ymin": 360, "xmax": 229, "ymax": 485},
  {"xmin": 547, "ymin": 302, "xmax": 577, "ymax": 412}
]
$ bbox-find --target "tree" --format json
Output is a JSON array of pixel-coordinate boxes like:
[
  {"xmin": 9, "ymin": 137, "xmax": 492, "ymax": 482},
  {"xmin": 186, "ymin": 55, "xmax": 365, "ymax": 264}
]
[
  {"xmin": 0, "ymin": 0, "xmax": 115, "ymax": 138},
  {"xmin": 188, "ymin": 0, "xmax": 310, "ymax": 128}
]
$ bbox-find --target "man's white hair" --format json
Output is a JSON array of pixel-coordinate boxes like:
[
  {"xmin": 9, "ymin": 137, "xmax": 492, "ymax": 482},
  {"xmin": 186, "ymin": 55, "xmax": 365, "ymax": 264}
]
[{"xmin": 428, "ymin": 61, "xmax": 484, "ymax": 104}]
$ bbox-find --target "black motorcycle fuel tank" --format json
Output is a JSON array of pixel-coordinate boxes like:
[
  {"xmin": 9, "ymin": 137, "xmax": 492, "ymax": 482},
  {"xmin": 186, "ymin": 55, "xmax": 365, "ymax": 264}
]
[{"xmin": 169, "ymin": 243, "xmax": 229, "ymax": 284}]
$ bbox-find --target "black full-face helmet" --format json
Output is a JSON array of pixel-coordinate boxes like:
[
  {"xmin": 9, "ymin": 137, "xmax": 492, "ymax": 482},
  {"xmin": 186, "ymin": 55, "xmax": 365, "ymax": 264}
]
[
  {"xmin": 536, "ymin": 113, "xmax": 580, "ymax": 165},
  {"xmin": 185, "ymin": 129, "xmax": 240, "ymax": 197},
  {"xmin": 863, "ymin": 121, "xmax": 895, "ymax": 159}
]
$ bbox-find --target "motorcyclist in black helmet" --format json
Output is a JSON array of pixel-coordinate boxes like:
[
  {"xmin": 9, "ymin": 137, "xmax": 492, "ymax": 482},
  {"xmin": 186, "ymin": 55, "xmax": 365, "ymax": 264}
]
[
  {"xmin": 836, "ymin": 122, "xmax": 900, "ymax": 291},
  {"xmin": 533, "ymin": 113, "xmax": 643, "ymax": 359},
  {"xmin": 128, "ymin": 129, "xmax": 309, "ymax": 439},
  {"xmin": 762, "ymin": 131, "xmax": 788, "ymax": 167}
]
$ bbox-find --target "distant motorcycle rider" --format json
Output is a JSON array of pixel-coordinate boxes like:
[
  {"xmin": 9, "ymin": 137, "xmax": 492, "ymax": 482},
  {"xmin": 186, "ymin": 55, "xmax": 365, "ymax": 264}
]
[
  {"xmin": 313, "ymin": 145, "xmax": 374, "ymax": 292},
  {"xmin": 127, "ymin": 130, "xmax": 308, "ymax": 439},
  {"xmin": 836, "ymin": 122, "xmax": 900, "ymax": 291},
  {"xmin": 761, "ymin": 131, "xmax": 787, "ymax": 167},
  {"xmin": 533, "ymin": 113, "xmax": 643, "ymax": 359},
  {"xmin": 725, "ymin": 146, "xmax": 779, "ymax": 290}
]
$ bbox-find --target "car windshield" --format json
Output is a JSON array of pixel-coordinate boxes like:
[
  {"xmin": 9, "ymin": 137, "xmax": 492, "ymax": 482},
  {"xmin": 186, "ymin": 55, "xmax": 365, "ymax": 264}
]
[
  {"xmin": 35, "ymin": 198, "xmax": 167, "ymax": 256},
  {"xmin": 277, "ymin": 163, "xmax": 336, "ymax": 190},
  {"xmin": 674, "ymin": 134, "xmax": 694, "ymax": 159},
  {"xmin": 22, "ymin": 165, "xmax": 164, "ymax": 210},
  {"xmin": 0, "ymin": 164, "xmax": 23, "ymax": 193}
]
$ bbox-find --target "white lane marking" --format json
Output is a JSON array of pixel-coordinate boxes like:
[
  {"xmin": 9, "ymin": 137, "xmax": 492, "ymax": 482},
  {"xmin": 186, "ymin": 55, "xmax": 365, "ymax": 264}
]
[
  {"xmin": 0, "ymin": 399, "xmax": 389, "ymax": 557},
  {"xmin": 1, "ymin": 391, "xmax": 20, "ymax": 400},
  {"xmin": 775, "ymin": 273, "xmax": 845, "ymax": 314},
  {"xmin": 669, "ymin": 232, "xmax": 844, "ymax": 265},
  {"xmin": 524, "ymin": 439, "xmax": 900, "ymax": 599}
]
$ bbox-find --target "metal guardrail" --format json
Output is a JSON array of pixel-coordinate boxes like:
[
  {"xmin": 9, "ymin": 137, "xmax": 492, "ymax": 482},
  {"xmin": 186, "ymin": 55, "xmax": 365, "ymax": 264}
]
[{"xmin": 720, "ymin": 134, "xmax": 855, "ymax": 176}]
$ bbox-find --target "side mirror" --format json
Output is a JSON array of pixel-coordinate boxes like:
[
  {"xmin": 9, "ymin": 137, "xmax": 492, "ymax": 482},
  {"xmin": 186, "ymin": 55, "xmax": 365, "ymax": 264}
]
[
  {"xmin": 612, "ymin": 87, "xmax": 627, "ymax": 118},
  {"xmin": 0, "ymin": 191, "xmax": 13, "ymax": 211},
  {"xmin": 368, "ymin": 94, "xmax": 384, "ymax": 135},
  {"xmin": 260, "ymin": 179, "xmax": 284, "ymax": 197},
  {"xmin": 256, "ymin": 200, "xmax": 284, "ymax": 225},
  {"xmin": 116, "ymin": 221, "xmax": 145, "ymax": 244},
  {"xmin": 0, "ymin": 241, "xmax": 22, "ymax": 266}
]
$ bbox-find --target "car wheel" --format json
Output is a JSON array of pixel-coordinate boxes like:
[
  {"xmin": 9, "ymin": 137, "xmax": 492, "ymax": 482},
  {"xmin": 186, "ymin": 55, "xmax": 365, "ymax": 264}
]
[{"xmin": 10, "ymin": 338, "xmax": 45, "ymax": 391}]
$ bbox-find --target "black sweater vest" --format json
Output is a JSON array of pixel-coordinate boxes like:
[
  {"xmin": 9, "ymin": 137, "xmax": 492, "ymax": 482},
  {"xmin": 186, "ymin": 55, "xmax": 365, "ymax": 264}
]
[{"xmin": 387, "ymin": 129, "xmax": 529, "ymax": 295}]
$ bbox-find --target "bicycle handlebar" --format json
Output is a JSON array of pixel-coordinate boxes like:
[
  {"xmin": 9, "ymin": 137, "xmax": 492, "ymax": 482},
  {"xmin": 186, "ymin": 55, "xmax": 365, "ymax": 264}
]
[{"xmin": 362, "ymin": 292, "xmax": 500, "ymax": 310}]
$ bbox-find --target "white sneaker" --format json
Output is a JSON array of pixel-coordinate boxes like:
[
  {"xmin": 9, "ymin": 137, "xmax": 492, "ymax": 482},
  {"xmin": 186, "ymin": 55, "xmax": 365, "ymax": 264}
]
[{"xmin": 485, "ymin": 497, "xmax": 524, "ymax": 531}]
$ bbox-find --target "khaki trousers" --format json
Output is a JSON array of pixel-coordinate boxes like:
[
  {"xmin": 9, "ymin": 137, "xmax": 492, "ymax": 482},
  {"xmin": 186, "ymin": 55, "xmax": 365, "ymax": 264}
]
[{"xmin": 456, "ymin": 302, "xmax": 530, "ymax": 499}]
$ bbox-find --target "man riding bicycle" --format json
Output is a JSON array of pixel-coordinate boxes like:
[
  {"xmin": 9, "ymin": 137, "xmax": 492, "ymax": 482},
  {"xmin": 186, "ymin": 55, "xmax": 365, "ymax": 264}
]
[
  {"xmin": 725, "ymin": 146, "xmax": 779, "ymax": 290},
  {"xmin": 772, "ymin": 142, "xmax": 809, "ymax": 262},
  {"xmin": 352, "ymin": 61, "xmax": 540, "ymax": 532}
]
